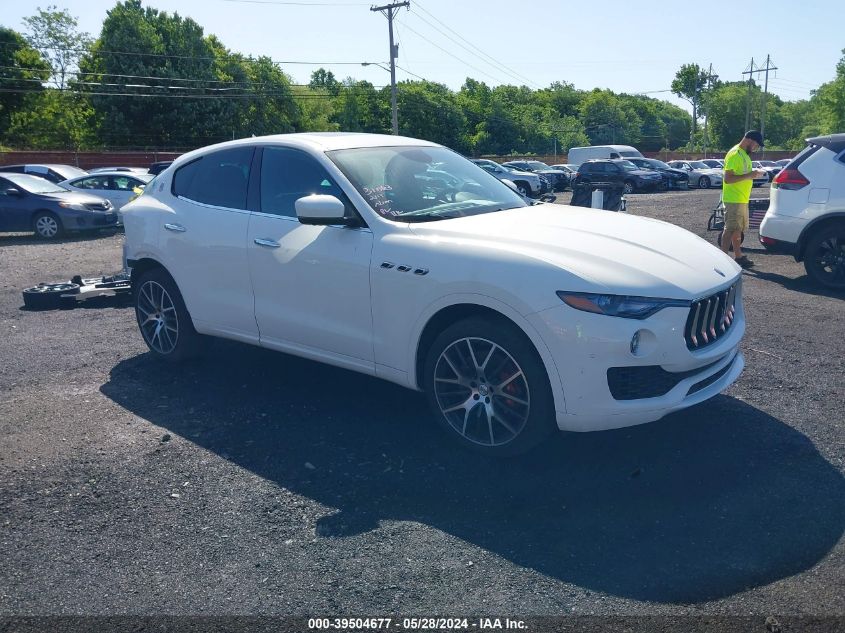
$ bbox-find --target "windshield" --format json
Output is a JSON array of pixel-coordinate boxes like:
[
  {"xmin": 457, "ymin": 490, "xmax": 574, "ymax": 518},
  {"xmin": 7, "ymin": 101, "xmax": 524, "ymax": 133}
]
[
  {"xmin": 50, "ymin": 165, "xmax": 88, "ymax": 180},
  {"xmin": 527, "ymin": 161, "xmax": 551, "ymax": 170},
  {"xmin": 689, "ymin": 161, "xmax": 709, "ymax": 169},
  {"xmin": 619, "ymin": 150, "xmax": 641, "ymax": 158},
  {"xmin": 2, "ymin": 173, "xmax": 67, "ymax": 193},
  {"xmin": 618, "ymin": 160, "xmax": 638, "ymax": 172},
  {"xmin": 329, "ymin": 146, "xmax": 528, "ymax": 222},
  {"xmin": 647, "ymin": 159, "xmax": 669, "ymax": 169}
]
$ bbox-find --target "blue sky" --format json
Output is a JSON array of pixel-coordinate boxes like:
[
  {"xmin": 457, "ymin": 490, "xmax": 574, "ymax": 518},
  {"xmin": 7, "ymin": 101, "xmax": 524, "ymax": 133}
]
[{"xmin": 4, "ymin": 0, "xmax": 843, "ymax": 113}]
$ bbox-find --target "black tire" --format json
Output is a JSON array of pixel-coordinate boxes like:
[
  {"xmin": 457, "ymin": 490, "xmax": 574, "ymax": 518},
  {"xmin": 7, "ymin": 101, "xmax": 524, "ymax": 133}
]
[
  {"xmin": 698, "ymin": 176, "xmax": 711, "ymax": 189},
  {"xmin": 22, "ymin": 283, "xmax": 79, "ymax": 310},
  {"xmin": 717, "ymin": 230, "xmax": 745, "ymax": 251},
  {"xmin": 623, "ymin": 180, "xmax": 635, "ymax": 195},
  {"xmin": 803, "ymin": 224, "xmax": 845, "ymax": 289},
  {"xmin": 515, "ymin": 182, "xmax": 531, "ymax": 197},
  {"xmin": 32, "ymin": 211, "xmax": 63, "ymax": 240},
  {"xmin": 422, "ymin": 316, "xmax": 556, "ymax": 456},
  {"xmin": 134, "ymin": 267, "xmax": 202, "ymax": 362}
]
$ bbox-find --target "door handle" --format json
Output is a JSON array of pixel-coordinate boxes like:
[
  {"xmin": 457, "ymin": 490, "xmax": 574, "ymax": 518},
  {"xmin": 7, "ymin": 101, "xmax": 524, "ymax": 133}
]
[
  {"xmin": 164, "ymin": 223, "xmax": 186, "ymax": 233},
  {"xmin": 254, "ymin": 238, "xmax": 280, "ymax": 248}
]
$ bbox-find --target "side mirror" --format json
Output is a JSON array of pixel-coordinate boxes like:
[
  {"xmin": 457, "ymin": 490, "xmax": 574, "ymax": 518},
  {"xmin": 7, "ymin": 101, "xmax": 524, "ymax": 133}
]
[
  {"xmin": 4, "ymin": 187, "xmax": 23, "ymax": 197},
  {"xmin": 295, "ymin": 194, "xmax": 359, "ymax": 226}
]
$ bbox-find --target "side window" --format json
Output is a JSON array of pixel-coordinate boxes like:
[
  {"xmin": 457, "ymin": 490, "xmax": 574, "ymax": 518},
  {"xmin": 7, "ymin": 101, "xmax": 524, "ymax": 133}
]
[
  {"xmin": 259, "ymin": 146, "xmax": 349, "ymax": 218},
  {"xmin": 610, "ymin": 152, "xmax": 621, "ymax": 159},
  {"xmin": 113, "ymin": 176, "xmax": 135, "ymax": 191},
  {"xmin": 172, "ymin": 146, "xmax": 254, "ymax": 210},
  {"xmin": 0, "ymin": 177, "xmax": 13, "ymax": 194},
  {"xmin": 76, "ymin": 176, "xmax": 110, "ymax": 190}
]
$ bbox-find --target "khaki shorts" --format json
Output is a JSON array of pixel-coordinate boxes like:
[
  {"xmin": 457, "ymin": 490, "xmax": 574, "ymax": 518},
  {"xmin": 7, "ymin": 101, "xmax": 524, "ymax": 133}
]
[{"xmin": 724, "ymin": 202, "xmax": 749, "ymax": 232}]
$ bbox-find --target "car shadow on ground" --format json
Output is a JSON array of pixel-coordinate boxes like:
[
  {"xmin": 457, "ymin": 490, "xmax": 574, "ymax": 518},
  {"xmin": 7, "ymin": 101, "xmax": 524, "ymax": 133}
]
[
  {"xmin": 745, "ymin": 267, "xmax": 845, "ymax": 300},
  {"xmin": 101, "ymin": 339, "xmax": 845, "ymax": 605}
]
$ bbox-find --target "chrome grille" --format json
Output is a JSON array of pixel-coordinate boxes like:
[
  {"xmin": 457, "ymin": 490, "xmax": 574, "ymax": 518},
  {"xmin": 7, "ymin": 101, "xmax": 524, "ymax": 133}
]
[
  {"xmin": 684, "ymin": 281, "xmax": 739, "ymax": 350},
  {"xmin": 84, "ymin": 201, "xmax": 112, "ymax": 211}
]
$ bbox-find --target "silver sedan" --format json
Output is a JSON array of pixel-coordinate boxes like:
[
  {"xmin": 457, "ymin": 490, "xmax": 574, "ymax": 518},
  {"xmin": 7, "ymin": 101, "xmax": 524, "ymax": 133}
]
[{"xmin": 59, "ymin": 171, "xmax": 154, "ymax": 213}]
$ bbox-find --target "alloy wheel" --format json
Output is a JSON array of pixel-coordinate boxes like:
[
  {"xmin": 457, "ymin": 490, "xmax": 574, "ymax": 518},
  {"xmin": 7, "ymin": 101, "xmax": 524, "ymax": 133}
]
[
  {"xmin": 432, "ymin": 337, "xmax": 530, "ymax": 447},
  {"xmin": 811, "ymin": 234, "xmax": 845, "ymax": 287},
  {"xmin": 136, "ymin": 280, "xmax": 179, "ymax": 354}
]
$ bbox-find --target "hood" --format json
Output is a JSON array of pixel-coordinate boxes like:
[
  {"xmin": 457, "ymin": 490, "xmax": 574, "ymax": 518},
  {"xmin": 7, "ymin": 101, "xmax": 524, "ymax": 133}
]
[
  {"xmin": 408, "ymin": 205, "xmax": 739, "ymax": 299},
  {"xmin": 627, "ymin": 168, "xmax": 662, "ymax": 178},
  {"xmin": 503, "ymin": 169, "xmax": 539, "ymax": 179},
  {"xmin": 41, "ymin": 190, "xmax": 112, "ymax": 207},
  {"xmin": 663, "ymin": 168, "xmax": 688, "ymax": 178}
]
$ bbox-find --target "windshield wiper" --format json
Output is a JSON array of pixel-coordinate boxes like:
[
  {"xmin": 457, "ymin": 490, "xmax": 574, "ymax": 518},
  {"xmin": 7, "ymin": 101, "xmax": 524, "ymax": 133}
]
[{"xmin": 402, "ymin": 212, "xmax": 462, "ymax": 223}]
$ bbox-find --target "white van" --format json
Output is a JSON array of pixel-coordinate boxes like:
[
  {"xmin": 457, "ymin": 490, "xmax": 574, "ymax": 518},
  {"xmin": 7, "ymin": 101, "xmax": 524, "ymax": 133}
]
[{"xmin": 567, "ymin": 145, "xmax": 643, "ymax": 165}]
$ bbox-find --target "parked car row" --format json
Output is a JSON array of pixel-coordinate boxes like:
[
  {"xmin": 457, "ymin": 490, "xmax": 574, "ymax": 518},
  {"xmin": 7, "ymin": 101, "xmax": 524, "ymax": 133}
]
[{"xmin": 0, "ymin": 161, "xmax": 169, "ymax": 239}]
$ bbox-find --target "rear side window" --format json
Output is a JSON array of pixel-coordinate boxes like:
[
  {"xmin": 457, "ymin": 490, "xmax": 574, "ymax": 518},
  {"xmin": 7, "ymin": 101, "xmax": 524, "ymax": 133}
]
[
  {"xmin": 172, "ymin": 147, "xmax": 254, "ymax": 210},
  {"xmin": 75, "ymin": 175, "xmax": 111, "ymax": 190},
  {"xmin": 259, "ymin": 146, "xmax": 350, "ymax": 218}
]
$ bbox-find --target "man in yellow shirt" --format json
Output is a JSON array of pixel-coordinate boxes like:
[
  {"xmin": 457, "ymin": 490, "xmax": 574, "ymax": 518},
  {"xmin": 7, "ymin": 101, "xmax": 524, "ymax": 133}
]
[{"xmin": 721, "ymin": 130, "xmax": 766, "ymax": 269}]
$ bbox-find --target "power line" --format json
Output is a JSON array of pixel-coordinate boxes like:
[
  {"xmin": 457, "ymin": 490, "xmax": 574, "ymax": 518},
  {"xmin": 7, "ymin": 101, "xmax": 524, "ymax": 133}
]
[
  {"xmin": 397, "ymin": 21, "xmax": 512, "ymax": 86},
  {"xmin": 411, "ymin": 0, "xmax": 539, "ymax": 89},
  {"xmin": 221, "ymin": 0, "xmax": 368, "ymax": 4}
]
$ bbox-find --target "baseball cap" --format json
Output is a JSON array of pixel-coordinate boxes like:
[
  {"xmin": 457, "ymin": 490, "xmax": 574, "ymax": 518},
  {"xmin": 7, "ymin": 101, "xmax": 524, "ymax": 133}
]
[{"xmin": 744, "ymin": 130, "xmax": 764, "ymax": 147}]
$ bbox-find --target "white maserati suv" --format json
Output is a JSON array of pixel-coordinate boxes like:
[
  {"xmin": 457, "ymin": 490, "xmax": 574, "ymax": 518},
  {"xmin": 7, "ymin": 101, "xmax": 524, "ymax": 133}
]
[{"xmin": 123, "ymin": 133, "xmax": 746, "ymax": 455}]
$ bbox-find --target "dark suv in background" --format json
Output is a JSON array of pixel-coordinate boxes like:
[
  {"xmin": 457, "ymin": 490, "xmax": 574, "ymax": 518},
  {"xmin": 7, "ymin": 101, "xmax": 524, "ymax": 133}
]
[
  {"xmin": 573, "ymin": 159, "xmax": 664, "ymax": 194},
  {"xmin": 625, "ymin": 157, "xmax": 689, "ymax": 190}
]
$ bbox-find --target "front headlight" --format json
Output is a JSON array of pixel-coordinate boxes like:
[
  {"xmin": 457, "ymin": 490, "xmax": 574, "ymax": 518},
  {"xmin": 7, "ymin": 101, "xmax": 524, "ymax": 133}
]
[
  {"xmin": 58, "ymin": 201, "xmax": 87, "ymax": 211},
  {"xmin": 557, "ymin": 291, "xmax": 690, "ymax": 319}
]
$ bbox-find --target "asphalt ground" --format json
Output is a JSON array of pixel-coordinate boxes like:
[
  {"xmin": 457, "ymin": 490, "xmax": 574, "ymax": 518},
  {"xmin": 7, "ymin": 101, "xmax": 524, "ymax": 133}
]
[{"xmin": 0, "ymin": 188, "xmax": 843, "ymax": 628}]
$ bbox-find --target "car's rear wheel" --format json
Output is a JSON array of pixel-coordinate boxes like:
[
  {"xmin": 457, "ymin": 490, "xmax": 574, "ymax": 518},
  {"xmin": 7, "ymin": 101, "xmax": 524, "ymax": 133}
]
[
  {"xmin": 423, "ymin": 317, "xmax": 556, "ymax": 456},
  {"xmin": 33, "ymin": 212, "xmax": 63, "ymax": 239},
  {"xmin": 803, "ymin": 225, "xmax": 845, "ymax": 289},
  {"xmin": 134, "ymin": 268, "xmax": 202, "ymax": 361},
  {"xmin": 698, "ymin": 176, "xmax": 711, "ymax": 189}
]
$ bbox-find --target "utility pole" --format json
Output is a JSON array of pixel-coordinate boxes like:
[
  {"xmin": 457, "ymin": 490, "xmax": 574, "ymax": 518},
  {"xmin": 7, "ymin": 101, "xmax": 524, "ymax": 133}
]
[
  {"xmin": 370, "ymin": 1, "xmax": 409, "ymax": 135},
  {"xmin": 759, "ymin": 54, "xmax": 777, "ymax": 142},
  {"xmin": 702, "ymin": 63, "xmax": 713, "ymax": 157},
  {"xmin": 742, "ymin": 57, "xmax": 756, "ymax": 131}
]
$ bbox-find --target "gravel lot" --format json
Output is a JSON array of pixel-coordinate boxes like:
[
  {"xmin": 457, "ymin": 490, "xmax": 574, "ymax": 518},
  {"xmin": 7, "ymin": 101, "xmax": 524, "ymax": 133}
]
[{"xmin": 0, "ymin": 189, "xmax": 843, "ymax": 624}]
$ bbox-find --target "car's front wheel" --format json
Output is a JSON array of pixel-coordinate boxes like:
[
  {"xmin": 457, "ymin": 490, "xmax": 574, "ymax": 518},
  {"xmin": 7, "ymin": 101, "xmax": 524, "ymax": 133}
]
[
  {"xmin": 803, "ymin": 224, "xmax": 845, "ymax": 289},
  {"xmin": 515, "ymin": 182, "xmax": 531, "ymax": 197},
  {"xmin": 33, "ymin": 211, "xmax": 63, "ymax": 239},
  {"xmin": 423, "ymin": 317, "xmax": 556, "ymax": 456},
  {"xmin": 698, "ymin": 176, "xmax": 711, "ymax": 189},
  {"xmin": 623, "ymin": 180, "xmax": 635, "ymax": 194},
  {"xmin": 134, "ymin": 268, "xmax": 202, "ymax": 361}
]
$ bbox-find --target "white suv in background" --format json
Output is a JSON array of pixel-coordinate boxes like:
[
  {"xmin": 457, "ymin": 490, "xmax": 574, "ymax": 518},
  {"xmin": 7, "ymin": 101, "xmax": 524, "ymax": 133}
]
[
  {"xmin": 123, "ymin": 133, "xmax": 745, "ymax": 455},
  {"xmin": 760, "ymin": 133, "xmax": 845, "ymax": 288}
]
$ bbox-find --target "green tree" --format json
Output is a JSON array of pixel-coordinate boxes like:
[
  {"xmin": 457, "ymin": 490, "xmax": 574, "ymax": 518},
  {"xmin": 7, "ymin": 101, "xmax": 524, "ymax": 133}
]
[
  {"xmin": 0, "ymin": 27, "xmax": 50, "ymax": 138},
  {"xmin": 397, "ymin": 80, "xmax": 466, "ymax": 151},
  {"xmin": 671, "ymin": 63, "xmax": 713, "ymax": 141},
  {"xmin": 579, "ymin": 89, "xmax": 641, "ymax": 145},
  {"xmin": 813, "ymin": 48, "xmax": 845, "ymax": 133},
  {"xmin": 23, "ymin": 5, "xmax": 93, "ymax": 89},
  {"xmin": 309, "ymin": 68, "xmax": 340, "ymax": 96},
  {"xmin": 7, "ymin": 89, "xmax": 98, "ymax": 150}
]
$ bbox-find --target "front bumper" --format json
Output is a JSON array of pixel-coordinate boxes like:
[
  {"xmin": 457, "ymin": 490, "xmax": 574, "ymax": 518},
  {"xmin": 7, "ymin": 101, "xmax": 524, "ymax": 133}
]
[
  {"xmin": 527, "ymin": 291, "xmax": 745, "ymax": 432},
  {"xmin": 62, "ymin": 210, "xmax": 120, "ymax": 230}
]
